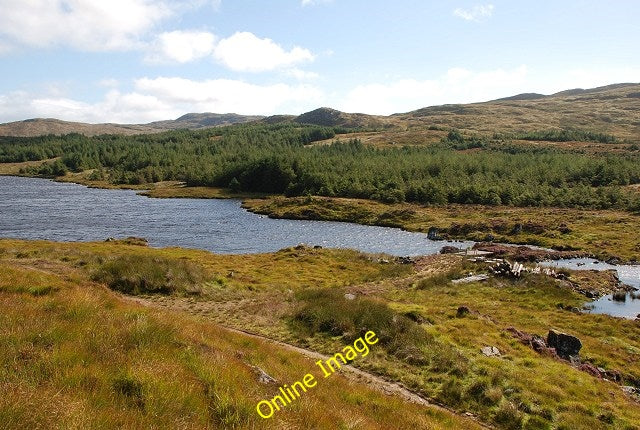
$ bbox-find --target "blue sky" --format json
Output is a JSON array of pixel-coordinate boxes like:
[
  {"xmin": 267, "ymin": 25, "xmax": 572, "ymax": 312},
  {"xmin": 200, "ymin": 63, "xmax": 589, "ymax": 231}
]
[{"xmin": 0, "ymin": 0, "xmax": 638, "ymax": 123}]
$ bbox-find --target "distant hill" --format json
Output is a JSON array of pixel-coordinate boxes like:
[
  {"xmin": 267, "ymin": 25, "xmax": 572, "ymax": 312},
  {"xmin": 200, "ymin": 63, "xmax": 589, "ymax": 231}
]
[
  {"xmin": 148, "ymin": 113, "xmax": 263, "ymax": 130},
  {"xmin": 294, "ymin": 107, "xmax": 390, "ymax": 129},
  {"xmin": 0, "ymin": 118, "xmax": 155, "ymax": 137},
  {"xmin": 0, "ymin": 113, "xmax": 264, "ymax": 137},
  {"xmin": 399, "ymin": 83, "xmax": 640, "ymax": 141},
  {"xmin": 493, "ymin": 93, "xmax": 546, "ymax": 102},
  {"xmin": 1, "ymin": 83, "xmax": 639, "ymax": 139}
]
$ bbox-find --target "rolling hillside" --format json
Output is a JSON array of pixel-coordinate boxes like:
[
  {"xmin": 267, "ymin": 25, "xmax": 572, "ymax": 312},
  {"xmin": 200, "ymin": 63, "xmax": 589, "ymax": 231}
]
[{"xmin": 1, "ymin": 83, "xmax": 639, "ymax": 140}]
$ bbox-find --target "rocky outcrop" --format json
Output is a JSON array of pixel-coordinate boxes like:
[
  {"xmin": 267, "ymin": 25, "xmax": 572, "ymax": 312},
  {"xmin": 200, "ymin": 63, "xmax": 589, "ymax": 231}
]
[
  {"xmin": 473, "ymin": 242, "xmax": 588, "ymax": 262},
  {"xmin": 440, "ymin": 245, "xmax": 461, "ymax": 254},
  {"xmin": 547, "ymin": 330, "xmax": 582, "ymax": 359}
]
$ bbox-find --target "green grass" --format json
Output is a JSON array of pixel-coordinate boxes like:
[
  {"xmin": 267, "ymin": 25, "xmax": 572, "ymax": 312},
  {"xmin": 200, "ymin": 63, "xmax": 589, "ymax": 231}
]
[
  {"xmin": 244, "ymin": 196, "xmax": 640, "ymax": 262},
  {"xmin": 292, "ymin": 289, "xmax": 429, "ymax": 363},
  {"xmin": 4, "ymin": 238, "xmax": 640, "ymax": 428},
  {"xmin": 0, "ymin": 239, "xmax": 478, "ymax": 430},
  {"xmin": 91, "ymin": 254, "xmax": 205, "ymax": 295}
]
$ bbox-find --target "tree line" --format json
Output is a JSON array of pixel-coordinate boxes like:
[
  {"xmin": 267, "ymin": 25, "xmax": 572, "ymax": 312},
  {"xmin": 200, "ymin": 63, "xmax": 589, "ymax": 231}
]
[{"xmin": 2, "ymin": 123, "xmax": 640, "ymax": 211}]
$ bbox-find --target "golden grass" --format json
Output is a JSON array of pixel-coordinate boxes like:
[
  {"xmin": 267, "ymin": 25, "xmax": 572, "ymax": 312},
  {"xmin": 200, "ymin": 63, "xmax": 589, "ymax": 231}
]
[
  {"xmin": 50, "ymin": 238, "xmax": 638, "ymax": 429},
  {"xmin": 0, "ymin": 158, "xmax": 60, "ymax": 175},
  {"xmin": 0, "ymin": 239, "xmax": 477, "ymax": 429}
]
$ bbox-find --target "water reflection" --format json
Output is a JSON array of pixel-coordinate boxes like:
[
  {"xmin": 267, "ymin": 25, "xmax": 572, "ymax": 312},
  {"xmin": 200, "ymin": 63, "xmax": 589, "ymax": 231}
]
[{"xmin": 0, "ymin": 176, "xmax": 473, "ymax": 256}]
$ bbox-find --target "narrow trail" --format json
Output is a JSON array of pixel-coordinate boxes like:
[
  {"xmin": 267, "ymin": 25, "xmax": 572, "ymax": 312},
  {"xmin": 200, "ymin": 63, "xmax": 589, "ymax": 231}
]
[{"xmin": 125, "ymin": 293, "xmax": 493, "ymax": 430}]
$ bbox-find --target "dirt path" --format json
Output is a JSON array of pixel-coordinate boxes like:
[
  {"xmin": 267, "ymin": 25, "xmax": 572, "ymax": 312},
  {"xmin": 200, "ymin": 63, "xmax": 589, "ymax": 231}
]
[{"xmin": 125, "ymin": 293, "xmax": 492, "ymax": 429}]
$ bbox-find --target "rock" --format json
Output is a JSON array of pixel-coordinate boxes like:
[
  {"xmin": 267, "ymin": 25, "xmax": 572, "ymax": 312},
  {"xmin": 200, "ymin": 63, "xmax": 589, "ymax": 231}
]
[
  {"xmin": 440, "ymin": 245, "xmax": 461, "ymax": 254},
  {"xmin": 313, "ymin": 245, "xmax": 322, "ymax": 249},
  {"xmin": 506, "ymin": 327, "xmax": 557, "ymax": 357},
  {"xmin": 250, "ymin": 366, "xmax": 277, "ymax": 385},
  {"xmin": 530, "ymin": 335, "xmax": 547, "ymax": 353},
  {"xmin": 578, "ymin": 363, "xmax": 602, "ymax": 378},
  {"xmin": 612, "ymin": 290, "xmax": 627, "ymax": 302},
  {"xmin": 481, "ymin": 346, "xmax": 501, "ymax": 357},
  {"xmin": 511, "ymin": 223, "xmax": 523, "ymax": 234},
  {"xmin": 606, "ymin": 257, "xmax": 621, "ymax": 265},
  {"xmin": 547, "ymin": 330, "xmax": 582, "ymax": 359},
  {"xmin": 602, "ymin": 369, "xmax": 622, "ymax": 382},
  {"xmin": 427, "ymin": 227, "xmax": 440, "ymax": 240},
  {"xmin": 396, "ymin": 256, "xmax": 415, "ymax": 264},
  {"xmin": 344, "ymin": 293, "xmax": 356, "ymax": 300},
  {"xmin": 456, "ymin": 306, "xmax": 470, "ymax": 317}
]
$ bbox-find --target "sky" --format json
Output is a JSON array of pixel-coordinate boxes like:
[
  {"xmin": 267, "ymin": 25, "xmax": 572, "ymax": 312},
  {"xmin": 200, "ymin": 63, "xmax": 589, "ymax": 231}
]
[{"xmin": 0, "ymin": 0, "xmax": 639, "ymax": 124}]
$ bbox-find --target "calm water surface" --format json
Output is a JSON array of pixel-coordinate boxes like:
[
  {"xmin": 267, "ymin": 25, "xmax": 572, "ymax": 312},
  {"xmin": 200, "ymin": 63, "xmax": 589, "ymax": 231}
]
[
  {"xmin": 541, "ymin": 258, "xmax": 640, "ymax": 319},
  {"xmin": 0, "ymin": 176, "xmax": 472, "ymax": 256}
]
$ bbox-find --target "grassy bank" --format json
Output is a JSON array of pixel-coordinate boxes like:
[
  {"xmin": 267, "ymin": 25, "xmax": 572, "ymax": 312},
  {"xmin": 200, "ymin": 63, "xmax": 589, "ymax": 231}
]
[
  {"xmin": 3, "ymin": 239, "xmax": 640, "ymax": 428},
  {"xmin": 243, "ymin": 195, "xmax": 640, "ymax": 263},
  {"xmin": 143, "ymin": 248, "xmax": 640, "ymax": 429},
  {"xmin": 0, "ymin": 239, "xmax": 475, "ymax": 429}
]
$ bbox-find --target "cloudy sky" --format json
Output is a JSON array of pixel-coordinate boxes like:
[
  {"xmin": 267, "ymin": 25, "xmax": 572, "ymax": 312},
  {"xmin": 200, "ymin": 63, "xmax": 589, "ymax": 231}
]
[{"xmin": 0, "ymin": 0, "xmax": 638, "ymax": 123}]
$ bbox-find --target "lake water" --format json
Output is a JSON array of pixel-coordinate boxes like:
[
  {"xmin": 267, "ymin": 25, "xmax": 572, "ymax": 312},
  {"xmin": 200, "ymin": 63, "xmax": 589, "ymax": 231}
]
[
  {"xmin": 5, "ymin": 175, "xmax": 639, "ymax": 318},
  {"xmin": 541, "ymin": 258, "xmax": 640, "ymax": 319},
  {"xmin": 0, "ymin": 176, "xmax": 472, "ymax": 256}
]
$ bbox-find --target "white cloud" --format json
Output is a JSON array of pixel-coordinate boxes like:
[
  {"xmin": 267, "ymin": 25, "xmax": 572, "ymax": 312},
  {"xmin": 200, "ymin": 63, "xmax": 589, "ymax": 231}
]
[
  {"xmin": 214, "ymin": 32, "xmax": 314, "ymax": 72},
  {"xmin": 338, "ymin": 66, "xmax": 529, "ymax": 114},
  {"xmin": 453, "ymin": 4, "xmax": 494, "ymax": 22},
  {"xmin": 285, "ymin": 69, "xmax": 320, "ymax": 80},
  {"xmin": 134, "ymin": 77, "xmax": 323, "ymax": 114},
  {"xmin": 0, "ymin": 0, "xmax": 206, "ymax": 51},
  {"xmin": 147, "ymin": 30, "xmax": 217, "ymax": 63},
  {"xmin": 0, "ymin": 77, "xmax": 324, "ymax": 123}
]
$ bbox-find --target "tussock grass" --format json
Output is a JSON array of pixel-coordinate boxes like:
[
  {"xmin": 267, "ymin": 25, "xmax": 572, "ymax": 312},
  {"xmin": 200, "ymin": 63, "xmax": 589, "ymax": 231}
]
[
  {"xmin": 5, "ymin": 238, "xmax": 640, "ymax": 428},
  {"xmin": 292, "ymin": 288, "xmax": 429, "ymax": 362},
  {"xmin": 92, "ymin": 254, "xmax": 205, "ymax": 295},
  {"xmin": 0, "ymin": 239, "xmax": 477, "ymax": 429}
]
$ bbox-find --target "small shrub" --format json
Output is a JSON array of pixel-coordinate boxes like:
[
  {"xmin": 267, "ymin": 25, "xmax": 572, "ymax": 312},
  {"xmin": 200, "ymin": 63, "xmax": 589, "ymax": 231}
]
[
  {"xmin": 524, "ymin": 416, "xmax": 552, "ymax": 430},
  {"xmin": 466, "ymin": 377, "xmax": 502, "ymax": 406},
  {"xmin": 92, "ymin": 254, "xmax": 205, "ymax": 295},
  {"xmin": 494, "ymin": 401, "xmax": 524, "ymax": 429},
  {"xmin": 292, "ymin": 289, "xmax": 430, "ymax": 362},
  {"xmin": 112, "ymin": 375, "xmax": 145, "ymax": 409},
  {"xmin": 438, "ymin": 378, "xmax": 463, "ymax": 406},
  {"xmin": 27, "ymin": 285, "xmax": 57, "ymax": 296},
  {"xmin": 208, "ymin": 390, "xmax": 251, "ymax": 428}
]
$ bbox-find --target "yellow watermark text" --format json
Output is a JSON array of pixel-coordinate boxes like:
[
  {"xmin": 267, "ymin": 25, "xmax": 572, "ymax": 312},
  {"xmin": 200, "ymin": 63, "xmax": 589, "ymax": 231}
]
[{"xmin": 255, "ymin": 330, "xmax": 379, "ymax": 419}]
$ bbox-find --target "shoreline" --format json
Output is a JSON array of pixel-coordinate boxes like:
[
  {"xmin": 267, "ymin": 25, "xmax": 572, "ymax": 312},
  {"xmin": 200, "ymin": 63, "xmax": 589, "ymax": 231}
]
[{"xmin": 3, "ymin": 172, "xmax": 640, "ymax": 264}]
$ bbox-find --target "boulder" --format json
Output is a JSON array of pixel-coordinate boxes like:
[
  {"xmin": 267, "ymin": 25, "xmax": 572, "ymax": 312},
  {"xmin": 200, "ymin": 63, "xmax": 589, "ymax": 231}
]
[
  {"xmin": 547, "ymin": 330, "xmax": 582, "ymax": 359},
  {"xmin": 250, "ymin": 365, "xmax": 277, "ymax": 385},
  {"xmin": 578, "ymin": 363, "xmax": 602, "ymax": 378},
  {"xmin": 440, "ymin": 245, "xmax": 461, "ymax": 254},
  {"xmin": 481, "ymin": 346, "xmax": 501, "ymax": 357},
  {"xmin": 427, "ymin": 227, "xmax": 440, "ymax": 240}
]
